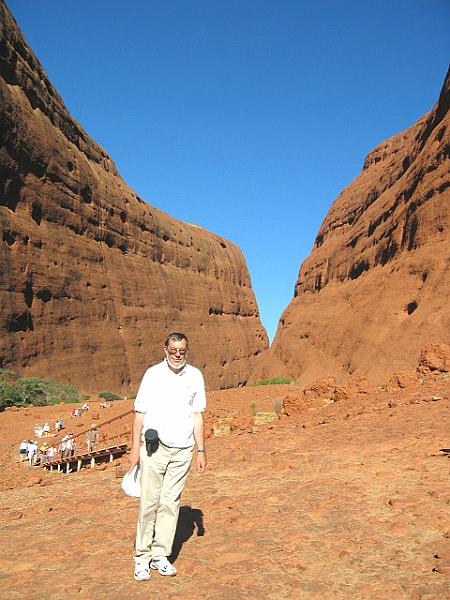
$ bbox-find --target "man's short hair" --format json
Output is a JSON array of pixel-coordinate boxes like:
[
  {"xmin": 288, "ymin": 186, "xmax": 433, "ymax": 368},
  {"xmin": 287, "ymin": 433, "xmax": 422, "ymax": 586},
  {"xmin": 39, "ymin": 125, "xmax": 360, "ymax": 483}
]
[{"xmin": 164, "ymin": 332, "xmax": 189, "ymax": 347}]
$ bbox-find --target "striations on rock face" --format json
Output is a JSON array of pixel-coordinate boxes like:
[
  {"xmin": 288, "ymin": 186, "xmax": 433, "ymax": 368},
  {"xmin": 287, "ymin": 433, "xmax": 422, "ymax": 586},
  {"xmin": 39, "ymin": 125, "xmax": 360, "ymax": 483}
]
[
  {"xmin": 0, "ymin": 3, "xmax": 268, "ymax": 393},
  {"xmin": 253, "ymin": 68, "xmax": 450, "ymax": 386}
]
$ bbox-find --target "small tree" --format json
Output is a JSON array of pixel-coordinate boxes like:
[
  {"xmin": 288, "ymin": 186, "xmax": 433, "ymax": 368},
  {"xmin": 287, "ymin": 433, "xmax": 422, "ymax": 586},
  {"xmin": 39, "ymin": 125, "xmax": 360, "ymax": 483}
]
[
  {"xmin": 15, "ymin": 377, "xmax": 79, "ymax": 406},
  {"xmin": 0, "ymin": 373, "xmax": 79, "ymax": 411},
  {"xmin": 0, "ymin": 380, "xmax": 26, "ymax": 411},
  {"xmin": 0, "ymin": 369, "xmax": 15, "ymax": 384},
  {"xmin": 99, "ymin": 391, "xmax": 121, "ymax": 401},
  {"xmin": 16, "ymin": 378, "xmax": 49, "ymax": 406}
]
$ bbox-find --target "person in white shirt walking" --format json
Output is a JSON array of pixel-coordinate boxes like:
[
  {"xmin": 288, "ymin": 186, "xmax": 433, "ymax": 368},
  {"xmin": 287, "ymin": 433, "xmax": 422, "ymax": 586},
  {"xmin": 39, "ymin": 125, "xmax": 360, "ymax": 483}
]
[
  {"xmin": 27, "ymin": 440, "xmax": 37, "ymax": 465},
  {"xmin": 128, "ymin": 332, "xmax": 207, "ymax": 582},
  {"xmin": 19, "ymin": 440, "xmax": 27, "ymax": 462}
]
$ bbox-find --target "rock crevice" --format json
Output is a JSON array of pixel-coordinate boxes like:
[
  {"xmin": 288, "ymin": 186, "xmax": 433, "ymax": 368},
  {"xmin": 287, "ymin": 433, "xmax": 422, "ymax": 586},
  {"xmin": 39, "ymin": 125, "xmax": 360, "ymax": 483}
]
[
  {"xmin": 254, "ymin": 68, "xmax": 450, "ymax": 385},
  {"xmin": 0, "ymin": 3, "xmax": 268, "ymax": 393}
]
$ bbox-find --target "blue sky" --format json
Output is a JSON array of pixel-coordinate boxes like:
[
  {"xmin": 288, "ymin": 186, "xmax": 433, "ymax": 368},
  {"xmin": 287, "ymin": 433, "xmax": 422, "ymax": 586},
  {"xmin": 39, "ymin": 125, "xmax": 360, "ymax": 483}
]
[{"xmin": 7, "ymin": 0, "xmax": 450, "ymax": 342}]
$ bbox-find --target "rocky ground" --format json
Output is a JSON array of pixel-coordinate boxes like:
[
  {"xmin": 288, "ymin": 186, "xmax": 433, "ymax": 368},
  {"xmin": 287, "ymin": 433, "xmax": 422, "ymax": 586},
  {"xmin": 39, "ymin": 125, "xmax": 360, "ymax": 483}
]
[{"xmin": 0, "ymin": 372, "xmax": 449, "ymax": 600}]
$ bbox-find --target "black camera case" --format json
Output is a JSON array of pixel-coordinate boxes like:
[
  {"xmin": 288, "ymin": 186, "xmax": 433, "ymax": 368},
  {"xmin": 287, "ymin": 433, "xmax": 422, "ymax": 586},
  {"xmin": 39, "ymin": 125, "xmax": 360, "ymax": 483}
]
[{"xmin": 144, "ymin": 428, "xmax": 159, "ymax": 456}]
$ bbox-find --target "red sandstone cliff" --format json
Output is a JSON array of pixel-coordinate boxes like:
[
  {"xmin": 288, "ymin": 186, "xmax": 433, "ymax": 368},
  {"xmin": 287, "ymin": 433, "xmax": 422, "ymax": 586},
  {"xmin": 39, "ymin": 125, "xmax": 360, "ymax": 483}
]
[
  {"xmin": 253, "ymin": 68, "xmax": 450, "ymax": 385},
  {"xmin": 0, "ymin": 3, "xmax": 268, "ymax": 393}
]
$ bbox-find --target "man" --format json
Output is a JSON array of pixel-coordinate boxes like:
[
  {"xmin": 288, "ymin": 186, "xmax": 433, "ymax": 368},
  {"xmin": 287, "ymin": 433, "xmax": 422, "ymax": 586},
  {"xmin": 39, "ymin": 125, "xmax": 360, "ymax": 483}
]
[
  {"xmin": 86, "ymin": 425, "xmax": 98, "ymax": 452},
  {"xmin": 27, "ymin": 440, "xmax": 37, "ymax": 466},
  {"xmin": 60, "ymin": 434, "xmax": 68, "ymax": 458},
  {"xmin": 128, "ymin": 332, "xmax": 207, "ymax": 582},
  {"xmin": 47, "ymin": 445, "xmax": 56, "ymax": 464},
  {"xmin": 19, "ymin": 439, "xmax": 27, "ymax": 462},
  {"xmin": 61, "ymin": 433, "xmax": 74, "ymax": 458},
  {"xmin": 39, "ymin": 441, "xmax": 48, "ymax": 465}
]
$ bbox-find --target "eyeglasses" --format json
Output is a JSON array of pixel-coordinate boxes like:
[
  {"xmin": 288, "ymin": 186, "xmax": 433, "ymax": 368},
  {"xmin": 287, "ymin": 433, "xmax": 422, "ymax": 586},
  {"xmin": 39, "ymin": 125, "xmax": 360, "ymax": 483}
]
[{"xmin": 166, "ymin": 348, "xmax": 187, "ymax": 356}]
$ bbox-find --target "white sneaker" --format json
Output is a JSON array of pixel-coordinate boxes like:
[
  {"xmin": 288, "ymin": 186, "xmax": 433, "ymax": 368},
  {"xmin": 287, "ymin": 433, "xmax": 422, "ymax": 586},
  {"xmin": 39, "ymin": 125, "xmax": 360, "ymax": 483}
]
[
  {"xmin": 150, "ymin": 557, "xmax": 177, "ymax": 576},
  {"xmin": 134, "ymin": 563, "xmax": 151, "ymax": 581}
]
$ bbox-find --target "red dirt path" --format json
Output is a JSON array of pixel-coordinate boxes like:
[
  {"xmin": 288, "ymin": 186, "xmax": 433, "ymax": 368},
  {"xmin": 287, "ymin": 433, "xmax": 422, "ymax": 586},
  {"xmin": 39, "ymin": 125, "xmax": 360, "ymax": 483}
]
[{"xmin": 0, "ymin": 375, "xmax": 449, "ymax": 599}]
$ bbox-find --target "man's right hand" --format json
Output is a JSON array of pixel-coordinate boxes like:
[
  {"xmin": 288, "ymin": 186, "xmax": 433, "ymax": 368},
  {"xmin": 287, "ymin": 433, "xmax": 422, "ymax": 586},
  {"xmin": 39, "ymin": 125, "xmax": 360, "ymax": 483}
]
[
  {"xmin": 127, "ymin": 446, "xmax": 140, "ymax": 474},
  {"xmin": 127, "ymin": 411, "xmax": 145, "ymax": 474}
]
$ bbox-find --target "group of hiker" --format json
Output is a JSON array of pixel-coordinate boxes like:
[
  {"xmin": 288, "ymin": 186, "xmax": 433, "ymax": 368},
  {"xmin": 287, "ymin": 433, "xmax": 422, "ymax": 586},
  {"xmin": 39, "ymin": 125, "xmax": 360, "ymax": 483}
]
[
  {"xmin": 19, "ymin": 424, "xmax": 99, "ymax": 467},
  {"xmin": 19, "ymin": 433, "xmax": 74, "ymax": 466},
  {"xmin": 71, "ymin": 402, "xmax": 90, "ymax": 418},
  {"xmin": 33, "ymin": 418, "xmax": 64, "ymax": 439}
]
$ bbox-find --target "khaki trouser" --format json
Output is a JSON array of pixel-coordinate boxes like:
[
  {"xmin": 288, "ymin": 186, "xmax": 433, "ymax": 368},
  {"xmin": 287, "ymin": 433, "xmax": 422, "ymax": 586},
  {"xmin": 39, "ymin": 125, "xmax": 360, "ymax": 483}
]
[{"xmin": 134, "ymin": 442, "xmax": 192, "ymax": 564}]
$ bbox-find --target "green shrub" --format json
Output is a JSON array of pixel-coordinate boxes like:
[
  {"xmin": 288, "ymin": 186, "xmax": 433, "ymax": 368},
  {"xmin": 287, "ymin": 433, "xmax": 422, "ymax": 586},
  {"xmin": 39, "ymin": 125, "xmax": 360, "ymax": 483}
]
[
  {"xmin": 98, "ymin": 390, "xmax": 121, "ymax": 401},
  {"xmin": 16, "ymin": 377, "xmax": 78, "ymax": 406},
  {"xmin": 47, "ymin": 395, "xmax": 78, "ymax": 405},
  {"xmin": 0, "ymin": 369, "xmax": 15, "ymax": 384},
  {"xmin": 30, "ymin": 394, "xmax": 48, "ymax": 407},
  {"xmin": 14, "ymin": 378, "xmax": 48, "ymax": 406},
  {"xmin": 0, "ymin": 376, "xmax": 79, "ymax": 411},
  {"xmin": 249, "ymin": 377, "xmax": 293, "ymax": 387},
  {"xmin": 62, "ymin": 396, "xmax": 80, "ymax": 404},
  {"xmin": 0, "ymin": 380, "xmax": 26, "ymax": 410}
]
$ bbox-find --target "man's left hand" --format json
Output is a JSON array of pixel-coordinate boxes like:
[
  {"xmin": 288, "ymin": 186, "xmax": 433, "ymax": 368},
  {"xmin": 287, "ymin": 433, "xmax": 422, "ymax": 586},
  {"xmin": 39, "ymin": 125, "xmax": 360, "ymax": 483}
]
[{"xmin": 196, "ymin": 452, "xmax": 207, "ymax": 473}]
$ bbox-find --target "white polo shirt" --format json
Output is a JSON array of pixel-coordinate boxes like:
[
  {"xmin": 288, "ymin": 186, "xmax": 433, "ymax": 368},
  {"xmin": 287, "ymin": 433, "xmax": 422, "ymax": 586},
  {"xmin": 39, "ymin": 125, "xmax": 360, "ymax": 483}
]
[{"xmin": 134, "ymin": 360, "xmax": 206, "ymax": 448}]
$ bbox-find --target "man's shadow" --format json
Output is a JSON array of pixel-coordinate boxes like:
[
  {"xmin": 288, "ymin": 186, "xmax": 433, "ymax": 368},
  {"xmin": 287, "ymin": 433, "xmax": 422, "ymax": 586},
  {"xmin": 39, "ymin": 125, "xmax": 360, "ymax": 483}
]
[{"xmin": 169, "ymin": 506, "xmax": 205, "ymax": 563}]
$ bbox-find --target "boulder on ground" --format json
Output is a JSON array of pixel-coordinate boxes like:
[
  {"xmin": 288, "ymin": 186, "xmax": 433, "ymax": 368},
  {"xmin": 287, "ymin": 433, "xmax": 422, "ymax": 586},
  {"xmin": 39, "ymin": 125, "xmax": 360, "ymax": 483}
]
[
  {"xmin": 387, "ymin": 371, "xmax": 418, "ymax": 390},
  {"xmin": 417, "ymin": 344, "xmax": 450, "ymax": 374}
]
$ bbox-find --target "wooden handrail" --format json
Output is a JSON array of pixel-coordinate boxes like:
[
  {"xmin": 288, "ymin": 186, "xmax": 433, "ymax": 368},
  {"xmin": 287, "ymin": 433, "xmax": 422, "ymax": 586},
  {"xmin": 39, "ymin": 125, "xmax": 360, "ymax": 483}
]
[{"xmin": 46, "ymin": 409, "xmax": 134, "ymax": 464}]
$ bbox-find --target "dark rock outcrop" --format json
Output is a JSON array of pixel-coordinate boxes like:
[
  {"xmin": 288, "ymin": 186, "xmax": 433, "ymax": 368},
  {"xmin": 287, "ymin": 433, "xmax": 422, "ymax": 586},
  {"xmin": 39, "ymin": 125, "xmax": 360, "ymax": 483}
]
[
  {"xmin": 0, "ymin": 2, "xmax": 268, "ymax": 393},
  {"xmin": 253, "ymin": 68, "xmax": 450, "ymax": 385}
]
